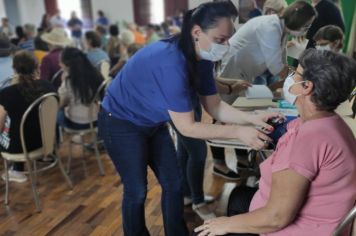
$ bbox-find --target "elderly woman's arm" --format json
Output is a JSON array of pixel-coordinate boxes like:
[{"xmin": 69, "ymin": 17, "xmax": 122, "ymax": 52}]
[{"xmin": 195, "ymin": 169, "xmax": 310, "ymax": 235}]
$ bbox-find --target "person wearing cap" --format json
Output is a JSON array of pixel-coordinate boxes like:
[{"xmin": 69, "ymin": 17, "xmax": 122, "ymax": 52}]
[
  {"xmin": 0, "ymin": 33, "xmax": 14, "ymax": 86},
  {"xmin": 40, "ymin": 27, "xmax": 72, "ymax": 83}
]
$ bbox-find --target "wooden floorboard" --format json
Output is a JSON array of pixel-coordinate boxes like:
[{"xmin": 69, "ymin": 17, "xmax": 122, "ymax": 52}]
[{"xmin": 0, "ymin": 134, "xmax": 247, "ymax": 236}]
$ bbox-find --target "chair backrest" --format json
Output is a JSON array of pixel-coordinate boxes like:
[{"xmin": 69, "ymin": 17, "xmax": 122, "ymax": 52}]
[
  {"xmin": 51, "ymin": 69, "xmax": 63, "ymax": 89},
  {"xmin": 333, "ymin": 205, "xmax": 356, "ymax": 236},
  {"xmin": 96, "ymin": 60, "xmax": 111, "ymax": 81},
  {"xmin": 20, "ymin": 93, "xmax": 59, "ymax": 157},
  {"xmin": 86, "ymin": 79, "xmax": 111, "ymax": 130}
]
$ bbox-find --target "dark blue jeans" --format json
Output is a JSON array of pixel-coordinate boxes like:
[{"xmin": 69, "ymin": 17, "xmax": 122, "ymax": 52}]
[
  {"xmin": 172, "ymin": 101, "xmax": 207, "ymax": 205},
  {"xmin": 176, "ymin": 131, "xmax": 207, "ymax": 204},
  {"xmin": 98, "ymin": 109, "xmax": 189, "ymax": 236}
]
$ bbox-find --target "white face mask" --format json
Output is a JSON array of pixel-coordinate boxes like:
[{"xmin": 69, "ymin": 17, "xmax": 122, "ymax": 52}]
[
  {"xmin": 315, "ymin": 44, "xmax": 332, "ymax": 51},
  {"xmin": 283, "ymin": 72, "xmax": 304, "ymax": 104},
  {"xmin": 197, "ymin": 34, "xmax": 230, "ymax": 62}
]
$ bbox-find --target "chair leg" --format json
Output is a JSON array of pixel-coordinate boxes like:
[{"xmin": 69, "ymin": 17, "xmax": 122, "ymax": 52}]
[
  {"xmin": 92, "ymin": 132, "xmax": 105, "ymax": 176},
  {"xmin": 33, "ymin": 160, "xmax": 38, "ymax": 185},
  {"xmin": 4, "ymin": 159, "xmax": 9, "ymax": 205},
  {"xmin": 67, "ymin": 139, "xmax": 73, "ymax": 174},
  {"xmin": 55, "ymin": 149, "xmax": 73, "ymax": 189},
  {"xmin": 25, "ymin": 160, "xmax": 41, "ymax": 212},
  {"xmin": 81, "ymin": 139, "xmax": 87, "ymax": 172}
]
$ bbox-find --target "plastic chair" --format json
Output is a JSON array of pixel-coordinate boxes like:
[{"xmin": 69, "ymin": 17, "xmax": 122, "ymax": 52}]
[
  {"xmin": 333, "ymin": 205, "xmax": 356, "ymax": 236},
  {"xmin": 1, "ymin": 93, "xmax": 73, "ymax": 212},
  {"xmin": 64, "ymin": 79, "xmax": 111, "ymax": 176}
]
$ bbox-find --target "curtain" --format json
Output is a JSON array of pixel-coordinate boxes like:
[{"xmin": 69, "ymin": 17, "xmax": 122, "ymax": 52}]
[{"xmin": 44, "ymin": 0, "xmax": 58, "ymax": 16}]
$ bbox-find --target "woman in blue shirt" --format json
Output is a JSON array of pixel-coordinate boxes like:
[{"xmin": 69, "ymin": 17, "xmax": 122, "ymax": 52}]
[{"xmin": 98, "ymin": 2, "xmax": 278, "ymax": 235}]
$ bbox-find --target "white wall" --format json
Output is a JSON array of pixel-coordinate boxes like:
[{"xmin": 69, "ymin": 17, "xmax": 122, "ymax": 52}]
[
  {"xmin": 0, "ymin": 0, "xmax": 6, "ymax": 19},
  {"xmin": 91, "ymin": 0, "xmax": 134, "ymax": 25},
  {"xmin": 17, "ymin": 0, "xmax": 45, "ymax": 26}
]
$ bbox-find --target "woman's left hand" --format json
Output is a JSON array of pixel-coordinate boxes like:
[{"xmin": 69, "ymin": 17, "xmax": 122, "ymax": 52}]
[
  {"xmin": 194, "ymin": 217, "xmax": 230, "ymax": 236},
  {"xmin": 249, "ymin": 112, "xmax": 285, "ymax": 133}
]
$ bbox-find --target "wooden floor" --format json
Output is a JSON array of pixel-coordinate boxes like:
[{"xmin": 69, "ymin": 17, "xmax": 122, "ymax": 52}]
[{"xmin": 0, "ymin": 136, "xmax": 245, "ymax": 236}]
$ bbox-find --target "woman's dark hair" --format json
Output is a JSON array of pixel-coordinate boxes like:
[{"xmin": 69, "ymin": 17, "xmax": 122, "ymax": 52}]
[
  {"xmin": 60, "ymin": 47, "xmax": 103, "ymax": 104},
  {"xmin": 213, "ymin": 0, "xmax": 239, "ymax": 18},
  {"xmin": 109, "ymin": 25, "xmax": 119, "ymax": 36},
  {"xmin": 13, "ymin": 51, "xmax": 48, "ymax": 102},
  {"xmin": 98, "ymin": 10, "xmax": 104, "ymax": 17},
  {"xmin": 313, "ymin": 25, "xmax": 343, "ymax": 42},
  {"xmin": 165, "ymin": 1, "xmax": 235, "ymax": 88},
  {"xmin": 34, "ymin": 34, "xmax": 49, "ymax": 51},
  {"xmin": 85, "ymin": 31, "xmax": 101, "ymax": 48},
  {"xmin": 281, "ymin": 1, "xmax": 317, "ymax": 30},
  {"xmin": 15, "ymin": 26, "xmax": 25, "ymax": 39},
  {"xmin": 299, "ymin": 49, "xmax": 356, "ymax": 112}
]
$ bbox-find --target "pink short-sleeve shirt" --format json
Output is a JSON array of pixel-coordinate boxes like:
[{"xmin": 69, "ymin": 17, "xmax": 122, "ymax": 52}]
[{"xmin": 250, "ymin": 115, "xmax": 356, "ymax": 236}]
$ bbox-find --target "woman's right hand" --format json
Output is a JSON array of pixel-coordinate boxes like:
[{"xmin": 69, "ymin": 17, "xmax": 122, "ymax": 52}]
[{"xmin": 236, "ymin": 126, "xmax": 272, "ymax": 150}]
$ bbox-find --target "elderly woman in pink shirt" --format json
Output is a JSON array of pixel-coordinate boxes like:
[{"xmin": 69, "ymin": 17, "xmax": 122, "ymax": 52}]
[{"xmin": 195, "ymin": 49, "xmax": 356, "ymax": 236}]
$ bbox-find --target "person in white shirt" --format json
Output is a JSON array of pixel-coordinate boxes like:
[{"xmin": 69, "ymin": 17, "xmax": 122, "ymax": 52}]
[
  {"xmin": 50, "ymin": 10, "xmax": 66, "ymax": 28},
  {"xmin": 0, "ymin": 18, "xmax": 13, "ymax": 38},
  {"xmin": 221, "ymin": 1, "xmax": 316, "ymax": 89}
]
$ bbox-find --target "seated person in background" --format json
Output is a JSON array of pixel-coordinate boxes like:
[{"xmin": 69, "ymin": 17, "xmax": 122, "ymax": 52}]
[
  {"xmin": 95, "ymin": 25, "xmax": 109, "ymax": 50},
  {"xmin": 313, "ymin": 25, "xmax": 343, "ymax": 52},
  {"xmin": 127, "ymin": 22, "xmax": 146, "ymax": 45},
  {"xmin": 84, "ymin": 31, "xmax": 109, "ymax": 67},
  {"xmin": 109, "ymin": 30, "xmax": 136, "ymax": 77},
  {"xmin": 0, "ymin": 51, "xmax": 55, "ymax": 183},
  {"xmin": 40, "ymin": 27, "xmax": 71, "ymax": 86},
  {"xmin": 195, "ymin": 49, "xmax": 356, "ymax": 236},
  {"xmin": 0, "ymin": 33, "xmax": 14, "ymax": 86},
  {"xmin": 146, "ymin": 24, "xmax": 161, "ymax": 44},
  {"xmin": 58, "ymin": 47, "xmax": 104, "ymax": 130},
  {"xmin": 262, "ymin": 0, "xmax": 288, "ymax": 15},
  {"xmin": 10, "ymin": 26, "xmax": 26, "ymax": 46},
  {"xmin": 33, "ymin": 31, "xmax": 49, "ymax": 65},
  {"xmin": 18, "ymin": 24, "xmax": 36, "ymax": 51},
  {"xmin": 106, "ymin": 25, "xmax": 121, "ymax": 66}
]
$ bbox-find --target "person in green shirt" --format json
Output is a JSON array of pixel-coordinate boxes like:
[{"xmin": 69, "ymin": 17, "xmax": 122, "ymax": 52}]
[{"xmin": 146, "ymin": 24, "xmax": 161, "ymax": 44}]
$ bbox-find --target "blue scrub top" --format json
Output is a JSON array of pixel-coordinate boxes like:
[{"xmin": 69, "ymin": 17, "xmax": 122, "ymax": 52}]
[{"xmin": 101, "ymin": 40, "xmax": 217, "ymax": 127}]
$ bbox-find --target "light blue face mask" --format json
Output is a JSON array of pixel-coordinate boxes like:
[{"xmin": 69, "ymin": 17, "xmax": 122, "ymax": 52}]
[{"xmin": 197, "ymin": 33, "xmax": 229, "ymax": 62}]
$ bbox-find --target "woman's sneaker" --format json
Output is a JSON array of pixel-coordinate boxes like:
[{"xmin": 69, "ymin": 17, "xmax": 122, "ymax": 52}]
[
  {"xmin": 184, "ymin": 195, "xmax": 215, "ymax": 206},
  {"xmin": 192, "ymin": 202, "xmax": 216, "ymax": 220},
  {"xmin": 213, "ymin": 167, "xmax": 241, "ymax": 180},
  {"xmin": 1, "ymin": 170, "xmax": 28, "ymax": 183}
]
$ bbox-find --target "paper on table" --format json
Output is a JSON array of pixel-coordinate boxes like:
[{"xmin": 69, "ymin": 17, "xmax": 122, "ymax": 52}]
[
  {"xmin": 287, "ymin": 39, "xmax": 309, "ymax": 59},
  {"xmin": 245, "ymin": 85, "xmax": 273, "ymax": 99}
]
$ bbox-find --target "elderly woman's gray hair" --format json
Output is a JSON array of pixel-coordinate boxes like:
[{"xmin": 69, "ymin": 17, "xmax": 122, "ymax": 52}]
[
  {"xmin": 263, "ymin": 0, "xmax": 288, "ymax": 15},
  {"xmin": 299, "ymin": 49, "xmax": 356, "ymax": 112}
]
